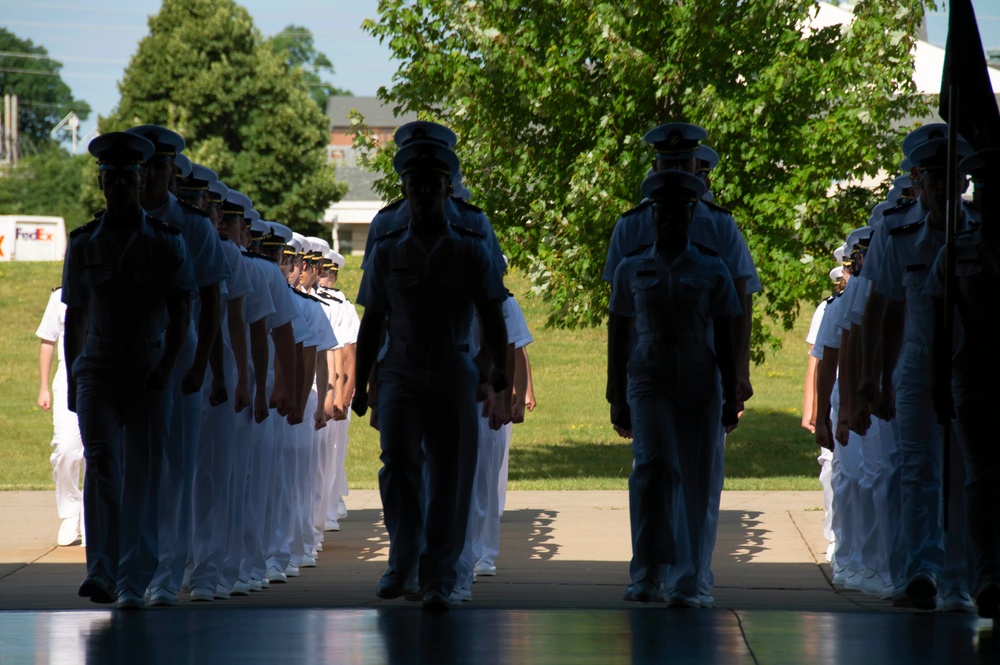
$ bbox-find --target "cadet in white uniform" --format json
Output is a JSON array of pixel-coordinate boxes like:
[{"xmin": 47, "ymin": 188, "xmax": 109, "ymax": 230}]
[
  {"xmin": 36, "ymin": 287, "xmax": 86, "ymax": 547},
  {"xmin": 128, "ymin": 126, "xmax": 231, "ymax": 606}
]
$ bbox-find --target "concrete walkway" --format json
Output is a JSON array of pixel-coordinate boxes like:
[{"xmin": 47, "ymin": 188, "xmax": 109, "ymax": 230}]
[{"xmin": 0, "ymin": 489, "xmax": 880, "ymax": 612}]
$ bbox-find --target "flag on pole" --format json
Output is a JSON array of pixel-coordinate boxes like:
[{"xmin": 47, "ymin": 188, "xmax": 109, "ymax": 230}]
[{"xmin": 939, "ymin": 0, "xmax": 1000, "ymax": 150}]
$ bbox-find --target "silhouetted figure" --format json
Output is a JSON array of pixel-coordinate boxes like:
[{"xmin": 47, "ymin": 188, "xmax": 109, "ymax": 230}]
[
  {"xmin": 63, "ymin": 132, "xmax": 196, "ymax": 608},
  {"xmin": 608, "ymin": 169, "xmax": 740, "ymax": 606},
  {"xmin": 353, "ymin": 140, "xmax": 508, "ymax": 610}
]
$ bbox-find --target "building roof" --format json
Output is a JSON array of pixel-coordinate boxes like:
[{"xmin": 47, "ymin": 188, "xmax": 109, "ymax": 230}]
[
  {"xmin": 326, "ymin": 96, "xmax": 419, "ymax": 130},
  {"xmin": 336, "ymin": 164, "xmax": 386, "ymax": 202}
]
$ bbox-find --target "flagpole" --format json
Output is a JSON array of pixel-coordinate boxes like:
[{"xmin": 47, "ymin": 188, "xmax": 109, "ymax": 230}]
[{"xmin": 941, "ymin": 86, "xmax": 959, "ymax": 533}]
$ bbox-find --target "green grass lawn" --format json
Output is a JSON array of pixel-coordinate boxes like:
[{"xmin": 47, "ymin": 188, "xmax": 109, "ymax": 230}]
[{"xmin": 1, "ymin": 259, "xmax": 821, "ymax": 491}]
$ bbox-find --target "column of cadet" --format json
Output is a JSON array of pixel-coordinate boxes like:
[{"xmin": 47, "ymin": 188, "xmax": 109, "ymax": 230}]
[
  {"xmin": 63, "ymin": 127, "xmax": 361, "ymax": 608},
  {"xmin": 804, "ymin": 124, "xmax": 1000, "ymax": 620}
]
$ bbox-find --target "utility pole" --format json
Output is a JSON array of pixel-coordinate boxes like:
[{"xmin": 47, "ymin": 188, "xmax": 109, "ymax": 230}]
[
  {"xmin": 51, "ymin": 111, "xmax": 81, "ymax": 154},
  {"xmin": 2, "ymin": 93, "xmax": 19, "ymax": 166}
]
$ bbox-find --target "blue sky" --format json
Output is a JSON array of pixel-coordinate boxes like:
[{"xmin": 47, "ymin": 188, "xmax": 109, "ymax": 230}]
[{"xmin": 2, "ymin": 0, "xmax": 999, "ymax": 151}]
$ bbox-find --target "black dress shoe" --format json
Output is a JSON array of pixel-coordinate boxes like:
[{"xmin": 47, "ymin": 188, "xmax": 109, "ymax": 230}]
[
  {"xmin": 376, "ymin": 572, "xmax": 407, "ymax": 599},
  {"xmin": 79, "ymin": 576, "xmax": 116, "ymax": 604}
]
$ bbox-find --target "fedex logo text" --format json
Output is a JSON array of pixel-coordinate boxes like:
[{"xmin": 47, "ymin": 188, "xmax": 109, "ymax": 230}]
[{"xmin": 17, "ymin": 228, "xmax": 55, "ymax": 242}]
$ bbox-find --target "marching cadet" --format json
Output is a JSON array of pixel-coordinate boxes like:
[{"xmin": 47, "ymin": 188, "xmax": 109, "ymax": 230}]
[
  {"xmin": 241, "ymin": 215, "xmax": 298, "ymax": 592},
  {"xmin": 63, "ymin": 132, "xmax": 196, "ymax": 609},
  {"xmin": 869, "ymin": 136, "xmax": 974, "ymax": 611},
  {"xmin": 353, "ymin": 139, "xmax": 509, "ymax": 610},
  {"xmin": 315, "ymin": 250, "xmax": 359, "ymax": 533},
  {"xmin": 361, "ymin": 121, "xmax": 506, "ymax": 275},
  {"xmin": 607, "ymin": 169, "xmax": 741, "ymax": 606},
  {"xmin": 36, "ymin": 286, "xmax": 85, "ymax": 547},
  {"xmin": 926, "ymin": 148, "xmax": 1000, "ymax": 619},
  {"xmin": 176, "ymin": 162, "xmax": 216, "ymax": 211},
  {"xmin": 802, "ymin": 262, "xmax": 846, "ymax": 562},
  {"xmin": 186, "ymin": 179, "xmax": 255, "ymax": 603},
  {"xmin": 603, "ymin": 122, "xmax": 759, "ymax": 606},
  {"xmin": 125, "ymin": 125, "xmax": 231, "ymax": 606}
]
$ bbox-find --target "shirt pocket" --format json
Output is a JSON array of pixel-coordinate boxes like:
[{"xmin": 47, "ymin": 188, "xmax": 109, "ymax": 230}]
[
  {"xmin": 901, "ymin": 269, "xmax": 927, "ymax": 294},
  {"xmin": 81, "ymin": 265, "xmax": 113, "ymax": 288}
]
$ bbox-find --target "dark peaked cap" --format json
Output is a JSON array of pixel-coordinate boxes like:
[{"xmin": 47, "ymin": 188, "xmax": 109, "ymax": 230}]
[
  {"xmin": 125, "ymin": 124, "xmax": 185, "ymax": 159},
  {"xmin": 644, "ymin": 122, "xmax": 707, "ymax": 156},
  {"xmin": 89, "ymin": 132, "xmax": 155, "ymax": 170},
  {"xmin": 641, "ymin": 169, "xmax": 706, "ymax": 204},
  {"xmin": 960, "ymin": 148, "xmax": 1000, "ymax": 179},
  {"xmin": 393, "ymin": 140, "xmax": 460, "ymax": 177},
  {"xmin": 394, "ymin": 121, "xmax": 458, "ymax": 148}
]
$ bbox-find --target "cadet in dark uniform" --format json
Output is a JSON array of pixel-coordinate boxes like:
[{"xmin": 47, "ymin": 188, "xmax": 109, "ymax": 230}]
[
  {"xmin": 353, "ymin": 140, "xmax": 509, "ymax": 610},
  {"xmin": 607, "ymin": 169, "xmax": 741, "ymax": 605},
  {"xmin": 63, "ymin": 132, "xmax": 197, "ymax": 609}
]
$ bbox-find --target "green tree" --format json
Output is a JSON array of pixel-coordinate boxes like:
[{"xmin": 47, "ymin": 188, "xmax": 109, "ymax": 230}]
[
  {"xmin": 0, "ymin": 28, "xmax": 91, "ymax": 153},
  {"xmin": 103, "ymin": 0, "xmax": 345, "ymax": 235},
  {"xmin": 269, "ymin": 25, "xmax": 351, "ymax": 109},
  {"xmin": 0, "ymin": 147, "xmax": 91, "ymax": 229},
  {"xmin": 360, "ymin": 0, "xmax": 930, "ymax": 358}
]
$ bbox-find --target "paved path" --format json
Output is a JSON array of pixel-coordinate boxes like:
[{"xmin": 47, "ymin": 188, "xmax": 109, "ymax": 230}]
[{"xmin": 1, "ymin": 489, "xmax": 858, "ymax": 610}]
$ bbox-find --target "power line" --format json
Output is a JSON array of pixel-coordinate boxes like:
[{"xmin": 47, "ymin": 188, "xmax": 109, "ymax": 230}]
[
  {"xmin": 0, "ymin": 51, "xmax": 125, "ymax": 65},
  {"xmin": 0, "ymin": 66, "xmax": 59, "ymax": 76},
  {"xmin": 4, "ymin": 19, "xmax": 142, "ymax": 32}
]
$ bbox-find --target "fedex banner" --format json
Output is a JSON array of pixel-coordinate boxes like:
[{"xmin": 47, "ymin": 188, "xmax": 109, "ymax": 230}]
[{"xmin": 0, "ymin": 216, "xmax": 67, "ymax": 261}]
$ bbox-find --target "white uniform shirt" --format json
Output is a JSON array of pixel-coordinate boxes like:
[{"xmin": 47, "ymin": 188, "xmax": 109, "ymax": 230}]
[
  {"xmin": 36, "ymin": 289, "xmax": 68, "ymax": 380},
  {"xmin": 806, "ymin": 298, "xmax": 829, "ymax": 347},
  {"xmin": 811, "ymin": 295, "xmax": 845, "ymax": 360}
]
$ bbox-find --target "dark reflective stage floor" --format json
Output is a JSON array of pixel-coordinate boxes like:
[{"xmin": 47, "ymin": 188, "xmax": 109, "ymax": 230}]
[{"xmin": 1, "ymin": 607, "xmax": 996, "ymax": 665}]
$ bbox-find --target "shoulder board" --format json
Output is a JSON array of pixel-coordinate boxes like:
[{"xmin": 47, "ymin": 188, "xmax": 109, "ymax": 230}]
[
  {"xmin": 52, "ymin": 285, "xmax": 61, "ymax": 292},
  {"xmin": 621, "ymin": 200, "xmax": 651, "ymax": 218},
  {"xmin": 69, "ymin": 219, "xmax": 100, "ymax": 238},
  {"xmin": 379, "ymin": 198, "xmax": 405, "ymax": 214},
  {"xmin": 692, "ymin": 241, "xmax": 719, "ymax": 257},
  {"xmin": 148, "ymin": 215, "xmax": 182, "ymax": 235},
  {"xmin": 290, "ymin": 288, "xmax": 325, "ymax": 304},
  {"xmin": 318, "ymin": 290, "xmax": 344, "ymax": 303},
  {"xmin": 451, "ymin": 224, "xmax": 485, "ymax": 240},
  {"xmin": 179, "ymin": 200, "xmax": 209, "ymax": 217},
  {"xmin": 702, "ymin": 200, "xmax": 731, "ymax": 215},
  {"xmin": 884, "ymin": 200, "xmax": 917, "ymax": 216},
  {"xmin": 624, "ymin": 243, "xmax": 652, "ymax": 258},
  {"xmin": 956, "ymin": 227, "xmax": 978, "ymax": 239},
  {"xmin": 452, "ymin": 197, "xmax": 483, "ymax": 213},
  {"xmin": 824, "ymin": 294, "xmax": 837, "ymax": 304},
  {"xmin": 245, "ymin": 251, "xmax": 275, "ymax": 262},
  {"xmin": 889, "ymin": 220, "xmax": 923, "ymax": 236},
  {"xmin": 375, "ymin": 226, "xmax": 406, "ymax": 243}
]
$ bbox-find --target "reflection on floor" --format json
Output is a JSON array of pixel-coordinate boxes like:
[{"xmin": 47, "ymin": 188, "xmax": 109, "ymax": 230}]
[{"xmin": 1, "ymin": 607, "xmax": 995, "ymax": 665}]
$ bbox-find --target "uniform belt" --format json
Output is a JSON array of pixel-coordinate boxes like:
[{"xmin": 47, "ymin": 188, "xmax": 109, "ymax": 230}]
[
  {"xmin": 638, "ymin": 333, "xmax": 698, "ymax": 343},
  {"xmin": 90, "ymin": 335, "xmax": 164, "ymax": 352}
]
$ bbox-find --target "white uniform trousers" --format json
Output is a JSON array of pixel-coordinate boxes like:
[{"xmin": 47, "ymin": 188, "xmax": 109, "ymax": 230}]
[
  {"xmin": 247, "ymin": 359, "xmax": 277, "ymax": 583},
  {"xmin": 856, "ymin": 420, "xmax": 883, "ymax": 579},
  {"xmin": 314, "ymin": 416, "xmax": 337, "ymax": 540},
  {"xmin": 151, "ymin": 323, "xmax": 201, "ymax": 594},
  {"xmin": 50, "ymin": 371, "xmax": 85, "ymax": 539},
  {"xmin": 817, "ymin": 447, "xmax": 835, "ymax": 553},
  {"xmin": 457, "ymin": 412, "xmax": 505, "ymax": 591},
  {"xmin": 892, "ymin": 345, "xmax": 971, "ymax": 592},
  {"xmin": 288, "ymin": 390, "xmax": 318, "ymax": 567},
  {"xmin": 872, "ymin": 417, "xmax": 905, "ymax": 588},
  {"xmin": 264, "ymin": 412, "xmax": 294, "ymax": 572},
  {"xmin": 326, "ymin": 414, "xmax": 352, "ymax": 521},
  {"xmin": 226, "ymin": 376, "xmax": 256, "ymax": 587},
  {"xmin": 694, "ymin": 392, "xmax": 724, "ymax": 599},
  {"xmin": 189, "ymin": 344, "xmax": 238, "ymax": 593}
]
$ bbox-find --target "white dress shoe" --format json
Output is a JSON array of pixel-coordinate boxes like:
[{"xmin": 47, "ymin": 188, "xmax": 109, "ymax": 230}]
[
  {"xmin": 189, "ymin": 587, "xmax": 214, "ymax": 602},
  {"xmin": 300, "ymin": 555, "xmax": 317, "ymax": 568},
  {"xmin": 473, "ymin": 561, "xmax": 497, "ymax": 577},
  {"xmin": 214, "ymin": 583, "xmax": 231, "ymax": 600},
  {"xmin": 337, "ymin": 498, "xmax": 348, "ymax": 519},
  {"xmin": 324, "ymin": 519, "xmax": 341, "ymax": 532},
  {"xmin": 231, "ymin": 581, "xmax": 251, "ymax": 596},
  {"xmin": 265, "ymin": 566, "xmax": 287, "ymax": 583},
  {"xmin": 285, "ymin": 564, "xmax": 301, "ymax": 578},
  {"xmin": 57, "ymin": 517, "xmax": 80, "ymax": 547}
]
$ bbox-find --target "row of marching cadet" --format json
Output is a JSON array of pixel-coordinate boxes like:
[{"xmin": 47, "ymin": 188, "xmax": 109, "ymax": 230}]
[{"xmin": 802, "ymin": 124, "xmax": 1000, "ymax": 619}]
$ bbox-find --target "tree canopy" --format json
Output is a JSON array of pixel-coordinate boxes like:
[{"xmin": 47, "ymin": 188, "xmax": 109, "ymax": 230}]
[
  {"xmin": 0, "ymin": 28, "xmax": 91, "ymax": 153},
  {"xmin": 360, "ymin": 0, "xmax": 930, "ymax": 358},
  {"xmin": 269, "ymin": 25, "xmax": 351, "ymax": 109},
  {"xmin": 102, "ymin": 0, "xmax": 344, "ymax": 235}
]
